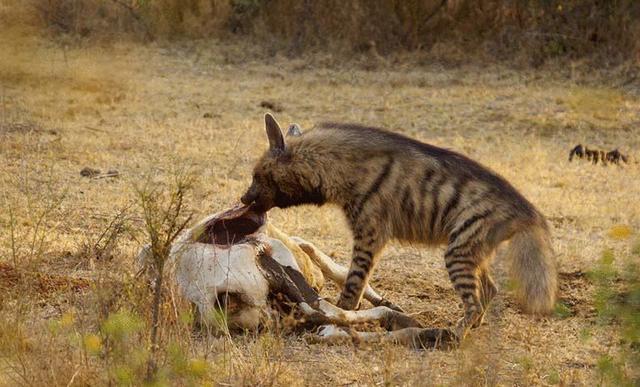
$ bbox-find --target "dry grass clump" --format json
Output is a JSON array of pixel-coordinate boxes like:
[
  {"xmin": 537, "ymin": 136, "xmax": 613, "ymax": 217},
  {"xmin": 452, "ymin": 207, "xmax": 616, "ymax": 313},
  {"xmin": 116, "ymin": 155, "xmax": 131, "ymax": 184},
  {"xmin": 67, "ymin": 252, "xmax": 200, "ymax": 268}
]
[
  {"xmin": 2, "ymin": 168, "xmax": 215, "ymax": 385},
  {"xmin": 0, "ymin": 262, "xmax": 89, "ymax": 296}
]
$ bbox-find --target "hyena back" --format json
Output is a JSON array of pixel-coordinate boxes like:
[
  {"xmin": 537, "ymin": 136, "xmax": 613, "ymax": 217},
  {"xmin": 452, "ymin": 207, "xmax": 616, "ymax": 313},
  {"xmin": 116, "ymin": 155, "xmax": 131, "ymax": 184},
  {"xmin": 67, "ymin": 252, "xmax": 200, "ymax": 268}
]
[{"xmin": 241, "ymin": 114, "xmax": 557, "ymax": 339}]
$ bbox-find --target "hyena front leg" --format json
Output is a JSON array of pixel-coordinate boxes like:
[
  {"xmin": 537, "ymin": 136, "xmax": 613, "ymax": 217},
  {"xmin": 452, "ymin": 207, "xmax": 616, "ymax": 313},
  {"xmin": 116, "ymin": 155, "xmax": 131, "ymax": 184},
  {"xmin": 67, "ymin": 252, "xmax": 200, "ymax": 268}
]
[{"xmin": 336, "ymin": 229, "xmax": 386, "ymax": 310}]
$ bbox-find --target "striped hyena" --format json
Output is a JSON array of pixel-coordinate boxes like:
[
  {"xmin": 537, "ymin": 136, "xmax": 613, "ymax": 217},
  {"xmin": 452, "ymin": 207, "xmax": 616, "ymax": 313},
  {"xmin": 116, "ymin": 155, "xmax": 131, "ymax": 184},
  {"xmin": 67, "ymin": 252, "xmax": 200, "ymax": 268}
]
[{"xmin": 241, "ymin": 114, "xmax": 557, "ymax": 339}]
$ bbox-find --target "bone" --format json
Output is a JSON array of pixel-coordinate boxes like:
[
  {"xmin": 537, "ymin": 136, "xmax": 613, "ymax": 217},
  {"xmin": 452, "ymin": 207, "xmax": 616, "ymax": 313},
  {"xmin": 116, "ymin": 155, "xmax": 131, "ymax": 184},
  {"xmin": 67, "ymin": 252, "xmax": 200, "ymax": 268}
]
[
  {"xmin": 312, "ymin": 324, "xmax": 458, "ymax": 350},
  {"xmin": 306, "ymin": 300, "xmax": 421, "ymax": 330},
  {"xmin": 290, "ymin": 236, "xmax": 404, "ymax": 312},
  {"xmin": 255, "ymin": 246, "xmax": 422, "ymax": 331}
]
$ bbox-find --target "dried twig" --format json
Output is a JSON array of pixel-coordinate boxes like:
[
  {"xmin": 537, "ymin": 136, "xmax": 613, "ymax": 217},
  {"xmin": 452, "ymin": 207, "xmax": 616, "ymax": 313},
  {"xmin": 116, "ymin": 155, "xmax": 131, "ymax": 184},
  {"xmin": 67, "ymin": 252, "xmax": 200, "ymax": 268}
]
[
  {"xmin": 93, "ymin": 171, "xmax": 120, "ymax": 179},
  {"xmin": 136, "ymin": 170, "xmax": 194, "ymax": 381}
]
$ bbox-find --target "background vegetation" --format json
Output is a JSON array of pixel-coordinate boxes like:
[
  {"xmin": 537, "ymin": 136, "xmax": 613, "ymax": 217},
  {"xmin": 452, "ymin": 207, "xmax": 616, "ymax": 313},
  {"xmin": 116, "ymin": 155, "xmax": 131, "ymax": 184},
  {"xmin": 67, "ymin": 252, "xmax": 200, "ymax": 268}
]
[
  {"xmin": 1, "ymin": 0, "xmax": 639, "ymax": 385},
  {"xmin": 29, "ymin": 0, "xmax": 640, "ymax": 66}
]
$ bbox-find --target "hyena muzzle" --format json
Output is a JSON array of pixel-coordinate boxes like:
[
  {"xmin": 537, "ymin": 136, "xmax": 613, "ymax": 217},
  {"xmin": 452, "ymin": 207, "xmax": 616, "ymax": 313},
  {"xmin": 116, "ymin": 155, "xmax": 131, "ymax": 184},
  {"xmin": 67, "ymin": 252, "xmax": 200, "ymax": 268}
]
[{"xmin": 241, "ymin": 113, "xmax": 557, "ymax": 340}]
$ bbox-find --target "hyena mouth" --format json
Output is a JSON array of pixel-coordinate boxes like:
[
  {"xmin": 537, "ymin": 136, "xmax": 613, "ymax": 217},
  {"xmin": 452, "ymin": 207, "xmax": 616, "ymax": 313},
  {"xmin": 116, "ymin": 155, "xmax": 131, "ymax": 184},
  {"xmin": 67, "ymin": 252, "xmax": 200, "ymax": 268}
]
[{"xmin": 194, "ymin": 204, "xmax": 266, "ymax": 246}]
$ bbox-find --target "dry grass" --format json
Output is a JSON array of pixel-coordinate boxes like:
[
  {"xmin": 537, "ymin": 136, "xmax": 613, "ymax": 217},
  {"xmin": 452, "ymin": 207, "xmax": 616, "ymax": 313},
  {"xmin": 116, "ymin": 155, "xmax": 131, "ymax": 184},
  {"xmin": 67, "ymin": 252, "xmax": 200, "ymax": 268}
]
[{"xmin": 2, "ymin": 5, "xmax": 640, "ymax": 385}]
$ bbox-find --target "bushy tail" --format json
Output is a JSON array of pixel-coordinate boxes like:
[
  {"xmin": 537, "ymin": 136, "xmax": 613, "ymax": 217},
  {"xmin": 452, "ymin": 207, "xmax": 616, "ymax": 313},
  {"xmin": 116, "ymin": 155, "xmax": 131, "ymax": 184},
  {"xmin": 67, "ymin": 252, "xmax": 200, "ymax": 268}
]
[{"xmin": 505, "ymin": 221, "xmax": 557, "ymax": 314}]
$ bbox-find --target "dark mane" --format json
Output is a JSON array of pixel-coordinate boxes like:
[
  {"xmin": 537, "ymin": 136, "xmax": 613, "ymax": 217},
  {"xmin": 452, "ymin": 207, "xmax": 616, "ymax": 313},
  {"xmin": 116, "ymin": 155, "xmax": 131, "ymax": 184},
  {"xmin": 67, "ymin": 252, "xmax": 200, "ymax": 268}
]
[
  {"xmin": 317, "ymin": 122, "xmax": 537, "ymax": 217},
  {"xmin": 318, "ymin": 122, "xmax": 457, "ymax": 158}
]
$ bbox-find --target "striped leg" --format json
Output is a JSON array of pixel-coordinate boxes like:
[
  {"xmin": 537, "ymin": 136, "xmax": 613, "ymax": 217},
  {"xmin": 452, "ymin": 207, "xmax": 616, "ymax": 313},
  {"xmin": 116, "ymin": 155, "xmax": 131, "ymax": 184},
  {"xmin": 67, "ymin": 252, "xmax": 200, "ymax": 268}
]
[
  {"xmin": 475, "ymin": 265, "xmax": 497, "ymax": 328},
  {"xmin": 479, "ymin": 266, "xmax": 497, "ymax": 308},
  {"xmin": 445, "ymin": 248, "xmax": 485, "ymax": 340},
  {"xmin": 337, "ymin": 230, "xmax": 385, "ymax": 310}
]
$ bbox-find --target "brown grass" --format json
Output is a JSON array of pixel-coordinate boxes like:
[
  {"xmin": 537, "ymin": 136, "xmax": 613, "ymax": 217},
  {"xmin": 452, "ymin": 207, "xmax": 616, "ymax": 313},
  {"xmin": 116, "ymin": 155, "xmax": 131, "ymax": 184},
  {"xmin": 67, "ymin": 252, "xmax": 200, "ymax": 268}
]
[{"xmin": 1, "ymin": 2, "xmax": 640, "ymax": 384}]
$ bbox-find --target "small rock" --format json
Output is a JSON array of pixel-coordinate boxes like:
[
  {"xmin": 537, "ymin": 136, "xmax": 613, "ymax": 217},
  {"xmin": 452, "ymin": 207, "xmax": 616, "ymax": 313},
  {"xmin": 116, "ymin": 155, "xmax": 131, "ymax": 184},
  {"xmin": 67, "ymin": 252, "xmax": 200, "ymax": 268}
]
[
  {"xmin": 80, "ymin": 167, "xmax": 101, "ymax": 177},
  {"xmin": 203, "ymin": 112, "xmax": 212, "ymax": 118}
]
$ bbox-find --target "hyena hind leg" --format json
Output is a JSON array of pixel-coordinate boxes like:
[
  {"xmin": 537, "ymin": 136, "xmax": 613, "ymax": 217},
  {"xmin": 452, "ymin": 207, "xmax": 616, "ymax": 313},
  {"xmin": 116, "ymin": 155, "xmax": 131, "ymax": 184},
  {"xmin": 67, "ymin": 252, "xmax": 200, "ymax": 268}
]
[
  {"xmin": 444, "ymin": 249, "xmax": 487, "ymax": 340},
  {"xmin": 475, "ymin": 267, "xmax": 497, "ymax": 328}
]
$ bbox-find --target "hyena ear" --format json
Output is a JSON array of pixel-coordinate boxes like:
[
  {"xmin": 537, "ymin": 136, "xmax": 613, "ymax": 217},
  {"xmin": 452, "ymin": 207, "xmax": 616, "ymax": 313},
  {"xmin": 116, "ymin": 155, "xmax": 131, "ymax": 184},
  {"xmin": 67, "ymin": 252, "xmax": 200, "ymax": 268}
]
[
  {"xmin": 265, "ymin": 113, "xmax": 285, "ymax": 154},
  {"xmin": 286, "ymin": 123, "xmax": 302, "ymax": 137}
]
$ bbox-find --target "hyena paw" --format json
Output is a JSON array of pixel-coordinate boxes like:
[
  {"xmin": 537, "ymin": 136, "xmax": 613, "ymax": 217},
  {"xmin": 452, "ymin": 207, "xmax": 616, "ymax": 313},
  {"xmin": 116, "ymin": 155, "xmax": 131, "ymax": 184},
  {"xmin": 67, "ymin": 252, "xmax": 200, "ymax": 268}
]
[
  {"xmin": 414, "ymin": 328, "xmax": 459, "ymax": 350},
  {"xmin": 454, "ymin": 309, "xmax": 484, "ymax": 338},
  {"xmin": 454, "ymin": 318, "xmax": 470, "ymax": 340},
  {"xmin": 336, "ymin": 295, "xmax": 359, "ymax": 310},
  {"xmin": 471, "ymin": 308, "xmax": 489, "ymax": 329}
]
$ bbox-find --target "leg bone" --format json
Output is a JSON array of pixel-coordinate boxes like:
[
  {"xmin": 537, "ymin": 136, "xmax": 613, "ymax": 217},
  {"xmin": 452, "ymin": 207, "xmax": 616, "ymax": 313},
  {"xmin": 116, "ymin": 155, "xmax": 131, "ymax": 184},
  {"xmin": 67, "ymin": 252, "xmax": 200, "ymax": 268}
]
[{"xmin": 291, "ymin": 237, "xmax": 403, "ymax": 311}]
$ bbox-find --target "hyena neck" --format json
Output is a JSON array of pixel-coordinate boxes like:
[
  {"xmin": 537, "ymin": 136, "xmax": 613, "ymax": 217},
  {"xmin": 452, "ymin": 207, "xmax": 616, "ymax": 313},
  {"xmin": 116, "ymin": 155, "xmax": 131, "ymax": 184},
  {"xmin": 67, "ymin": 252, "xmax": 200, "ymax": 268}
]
[
  {"xmin": 285, "ymin": 137, "xmax": 378, "ymax": 209},
  {"xmin": 286, "ymin": 152, "xmax": 347, "ymax": 208},
  {"xmin": 274, "ymin": 183, "xmax": 326, "ymax": 208},
  {"xmin": 311, "ymin": 172, "xmax": 356, "ymax": 209},
  {"xmin": 323, "ymin": 182, "xmax": 370, "ymax": 222}
]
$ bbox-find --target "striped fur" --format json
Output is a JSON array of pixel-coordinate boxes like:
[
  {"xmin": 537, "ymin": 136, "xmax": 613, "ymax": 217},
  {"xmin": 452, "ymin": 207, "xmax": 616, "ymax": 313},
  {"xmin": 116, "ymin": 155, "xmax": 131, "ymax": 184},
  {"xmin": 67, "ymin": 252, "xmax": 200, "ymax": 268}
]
[{"xmin": 241, "ymin": 114, "xmax": 557, "ymax": 339}]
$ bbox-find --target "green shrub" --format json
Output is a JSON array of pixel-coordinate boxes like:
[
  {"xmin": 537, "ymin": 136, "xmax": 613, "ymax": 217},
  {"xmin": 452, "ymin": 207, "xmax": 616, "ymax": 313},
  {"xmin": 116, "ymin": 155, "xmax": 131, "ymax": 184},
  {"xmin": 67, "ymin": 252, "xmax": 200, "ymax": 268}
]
[{"xmin": 589, "ymin": 241, "xmax": 640, "ymax": 385}]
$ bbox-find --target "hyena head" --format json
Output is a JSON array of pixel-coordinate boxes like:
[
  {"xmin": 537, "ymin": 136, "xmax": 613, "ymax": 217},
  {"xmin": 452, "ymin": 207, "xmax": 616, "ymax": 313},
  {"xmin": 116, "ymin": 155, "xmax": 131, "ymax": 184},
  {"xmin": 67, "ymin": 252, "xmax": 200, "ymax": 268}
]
[{"xmin": 240, "ymin": 113, "xmax": 325, "ymax": 212}]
